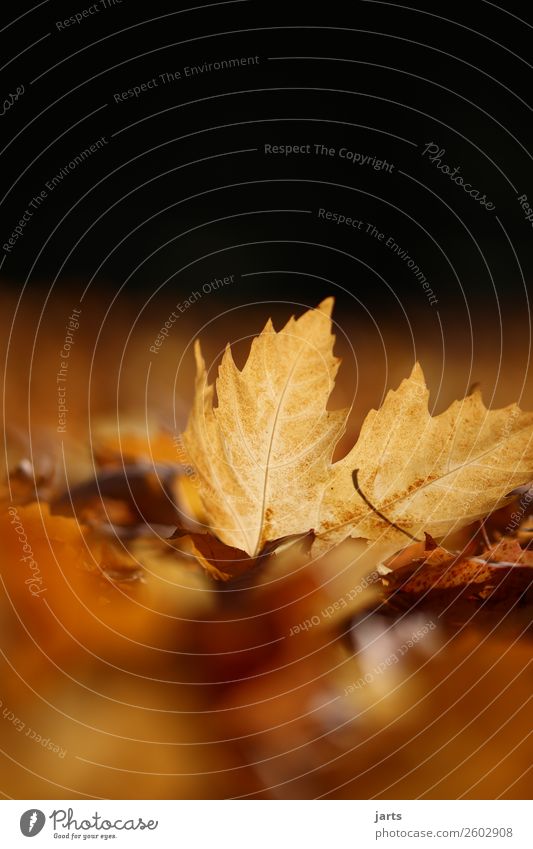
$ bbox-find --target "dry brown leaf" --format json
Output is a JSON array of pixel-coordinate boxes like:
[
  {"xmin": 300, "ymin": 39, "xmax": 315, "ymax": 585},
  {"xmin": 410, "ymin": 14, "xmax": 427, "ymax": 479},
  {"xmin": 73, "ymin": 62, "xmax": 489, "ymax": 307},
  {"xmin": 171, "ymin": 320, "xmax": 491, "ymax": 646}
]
[
  {"xmin": 183, "ymin": 298, "xmax": 345, "ymax": 556},
  {"xmin": 381, "ymin": 533, "xmax": 533, "ymax": 615}
]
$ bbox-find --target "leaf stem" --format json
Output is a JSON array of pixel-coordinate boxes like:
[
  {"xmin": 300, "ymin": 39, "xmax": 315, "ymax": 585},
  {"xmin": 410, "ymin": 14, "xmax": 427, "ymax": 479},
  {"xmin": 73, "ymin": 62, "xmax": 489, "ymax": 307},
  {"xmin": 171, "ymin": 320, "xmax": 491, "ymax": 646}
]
[{"xmin": 351, "ymin": 469, "xmax": 422, "ymax": 542}]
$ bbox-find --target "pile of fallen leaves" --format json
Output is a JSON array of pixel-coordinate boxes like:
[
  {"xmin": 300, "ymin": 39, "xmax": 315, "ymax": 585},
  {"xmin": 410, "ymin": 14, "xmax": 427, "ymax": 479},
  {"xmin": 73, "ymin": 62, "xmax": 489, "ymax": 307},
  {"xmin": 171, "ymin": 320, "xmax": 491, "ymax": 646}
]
[{"xmin": 6, "ymin": 296, "xmax": 533, "ymax": 603}]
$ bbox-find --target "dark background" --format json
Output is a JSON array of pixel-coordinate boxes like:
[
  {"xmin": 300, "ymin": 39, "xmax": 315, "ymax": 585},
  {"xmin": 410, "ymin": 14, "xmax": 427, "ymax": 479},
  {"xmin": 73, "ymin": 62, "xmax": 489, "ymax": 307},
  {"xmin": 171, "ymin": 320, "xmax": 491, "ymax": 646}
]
[{"xmin": 1, "ymin": 0, "xmax": 532, "ymax": 388}]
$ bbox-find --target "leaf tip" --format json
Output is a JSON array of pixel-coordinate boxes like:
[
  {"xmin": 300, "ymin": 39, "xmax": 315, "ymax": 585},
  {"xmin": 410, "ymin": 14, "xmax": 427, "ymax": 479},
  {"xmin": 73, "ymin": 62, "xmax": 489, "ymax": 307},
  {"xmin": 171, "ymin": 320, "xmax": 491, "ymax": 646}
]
[
  {"xmin": 220, "ymin": 340, "xmax": 238, "ymax": 371},
  {"xmin": 409, "ymin": 361, "xmax": 426, "ymax": 386},
  {"xmin": 317, "ymin": 297, "xmax": 335, "ymax": 317}
]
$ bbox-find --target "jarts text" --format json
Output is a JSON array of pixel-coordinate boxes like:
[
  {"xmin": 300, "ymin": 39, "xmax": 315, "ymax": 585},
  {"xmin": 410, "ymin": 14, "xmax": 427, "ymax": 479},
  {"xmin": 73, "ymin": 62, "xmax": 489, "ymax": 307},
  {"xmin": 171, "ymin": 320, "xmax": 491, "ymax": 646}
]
[{"xmin": 374, "ymin": 812, "xmax": 402, "ymax": 823}]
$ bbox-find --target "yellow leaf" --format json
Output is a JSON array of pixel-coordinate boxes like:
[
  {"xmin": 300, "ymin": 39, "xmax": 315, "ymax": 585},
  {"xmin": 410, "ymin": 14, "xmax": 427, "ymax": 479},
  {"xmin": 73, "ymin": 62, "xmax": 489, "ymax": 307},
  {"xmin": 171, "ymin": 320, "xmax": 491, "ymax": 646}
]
[
  {"xmin": 317, "ymin": 363, "xmax": 533, "ymax": 548},
  {"xmin": 184, "ymin": 299, "xmax": 533, "ymax": 559},
  {"xmin": 183, "ymin": 298, "xmax": 345, "ymax": 556}
]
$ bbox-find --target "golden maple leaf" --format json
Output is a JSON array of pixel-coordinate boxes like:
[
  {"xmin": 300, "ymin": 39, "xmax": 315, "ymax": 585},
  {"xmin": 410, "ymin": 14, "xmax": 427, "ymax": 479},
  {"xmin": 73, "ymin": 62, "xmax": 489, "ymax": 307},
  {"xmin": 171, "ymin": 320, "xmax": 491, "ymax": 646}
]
[
  {"xmin": 184, "ymin": 300, "xmax": 533, "ymax": 557},
  {"xmin": 183, "ymin": 298, "xmax": 345, "ymax": 556},
  {"xmin": 318, "ymin": 363, "xmax": 533, "ymax": 548}
]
